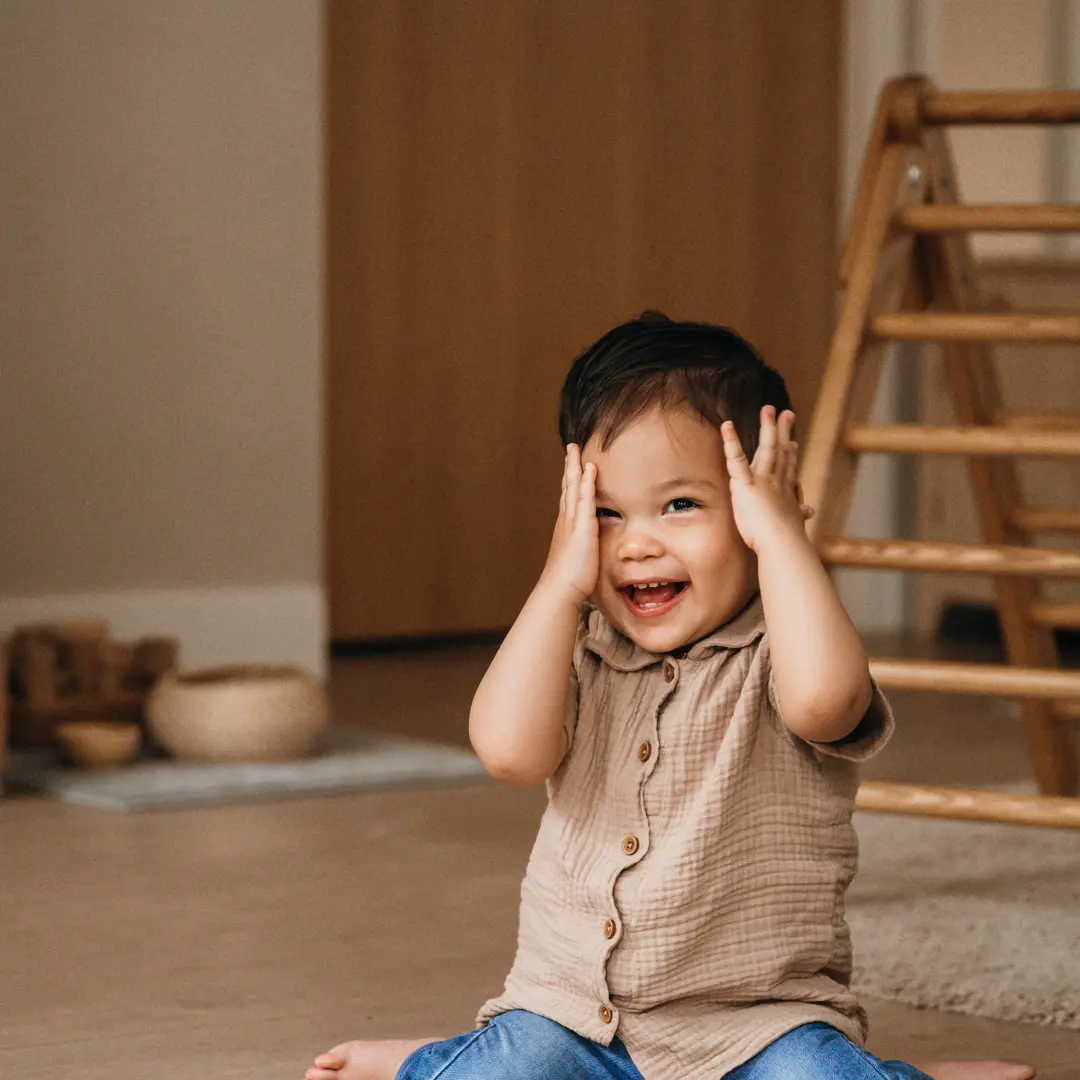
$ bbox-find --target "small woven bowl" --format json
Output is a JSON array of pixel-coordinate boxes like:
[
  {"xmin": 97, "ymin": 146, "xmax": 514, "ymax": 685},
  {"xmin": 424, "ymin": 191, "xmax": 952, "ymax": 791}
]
[
  {"xmin": 54, "ymin": 720, "xmax": 142, "ymax": 769},
  {"xmin": 146, "ymin": 665, "xmax": 328, "ymax": 763}
]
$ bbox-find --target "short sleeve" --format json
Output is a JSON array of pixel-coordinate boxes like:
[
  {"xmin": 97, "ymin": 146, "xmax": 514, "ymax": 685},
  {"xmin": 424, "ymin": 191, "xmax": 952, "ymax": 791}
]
[
  {"xmin": 767, "ymin": 669, "xmax": 895, "ymax": 762},
  {"xmin": 808, "ymin": 678, "xmax": 894, "ymax": 761}
]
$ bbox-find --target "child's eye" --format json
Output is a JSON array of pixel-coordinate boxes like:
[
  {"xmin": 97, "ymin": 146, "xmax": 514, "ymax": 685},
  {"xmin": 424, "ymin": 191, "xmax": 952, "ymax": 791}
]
[
  {"xmin": 596, "ymin": 507, "xmax": 620, "ymax": 519},
  {"xmin": 664, "ymin": 497, "xmax": 699, "ymax": 514}
]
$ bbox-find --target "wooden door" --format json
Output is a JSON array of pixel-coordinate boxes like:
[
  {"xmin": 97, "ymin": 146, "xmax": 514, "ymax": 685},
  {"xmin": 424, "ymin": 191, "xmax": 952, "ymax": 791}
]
[{"xmin": 327, "ymin": 1, "xmax": 842, "ymax": 641}]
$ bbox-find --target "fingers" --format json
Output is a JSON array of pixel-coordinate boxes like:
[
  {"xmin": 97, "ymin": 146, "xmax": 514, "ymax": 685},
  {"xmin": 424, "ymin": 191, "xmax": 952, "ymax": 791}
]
[
  {"xmin": 721, "ymin": 421, "xmax": 753, "ymax": 483},
  {"xmin": 750, "ymin": 406, "xmax": 800, "ymax": 483},
  {"xmin": 306, "ymin": 1062, "xmax": 343, "ymax": 1080},
  {"xmin": 576, "ymin": 460, "xmax": 596, "ymax": 527},
  {"xmin": 768, "ymin": 408, "xmax": 801, "ymax": 493},
  {"xmin": 562, "ymin": 444, "xmax": 582, "ymax": 520},
  {"xmin": 787, "ymin": 441, "xmax": 801, "ymax": 490},
  {"xmin": 767, "ymin": 407, "xmax": 790, "ymax": 479},
  {"xmin": 777, "ymin": 410, "xmax": 799, "ymax": 488},
  {"xmin": 561, "ymin": 445, "xmax": 597, "ymax": 540},
  {"xmin": 751, "ymin": 406, "xmax": 778, "ymax": 475}
]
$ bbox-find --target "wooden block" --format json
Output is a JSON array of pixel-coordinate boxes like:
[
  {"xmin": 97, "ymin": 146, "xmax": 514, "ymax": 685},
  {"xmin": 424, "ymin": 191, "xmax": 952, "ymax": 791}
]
[
  {"xmin": 69, "ymin": 637, "xmax": 104, "ymax": 695},
  {"xmin": 132, "ymin": 637, "xmax": 179, "ymax": 686},
  {"xmin": 21, "ymin": 639, "xmax": 58, "ymax": 710},
  {"xmin": 36, "ymin": 617, "xmax": 109, "ymax": 640}
]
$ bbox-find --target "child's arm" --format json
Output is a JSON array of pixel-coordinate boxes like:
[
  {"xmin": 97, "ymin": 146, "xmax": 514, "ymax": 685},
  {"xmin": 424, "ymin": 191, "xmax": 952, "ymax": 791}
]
[
  {"xmin": 722, "ymin": 408, "xmax": 873, "ymax": 744},
  {"xmin": 469, "ymin": 445, "xmax": 598, "ymax": 785}
]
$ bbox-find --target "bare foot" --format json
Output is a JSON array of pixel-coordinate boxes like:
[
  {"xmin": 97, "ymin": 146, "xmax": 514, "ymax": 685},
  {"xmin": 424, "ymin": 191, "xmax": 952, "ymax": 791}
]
[
  {"xmin": 912, "ymin": 1061, "xmax": 1035, "ymax": 1080},
  {"xmin": 304, "ymin": 1037, "xmax": 441, "ymax": 1080}
]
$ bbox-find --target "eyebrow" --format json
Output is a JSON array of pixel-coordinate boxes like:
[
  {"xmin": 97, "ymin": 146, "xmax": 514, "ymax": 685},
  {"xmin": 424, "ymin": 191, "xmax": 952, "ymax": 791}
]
[
  {"xmin": 653, "ymin": 477, "xmax": 718, "ymax": 492},
  {"xmin": 594, "ymin": 477, "xmax": 717, "ymax": 500}
]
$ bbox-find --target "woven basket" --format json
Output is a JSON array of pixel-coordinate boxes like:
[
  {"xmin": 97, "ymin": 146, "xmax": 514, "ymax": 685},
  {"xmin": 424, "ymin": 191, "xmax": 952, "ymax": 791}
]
[{"xmin": 146, "ymin": 665, "xmax": 328, "ymax": 763}]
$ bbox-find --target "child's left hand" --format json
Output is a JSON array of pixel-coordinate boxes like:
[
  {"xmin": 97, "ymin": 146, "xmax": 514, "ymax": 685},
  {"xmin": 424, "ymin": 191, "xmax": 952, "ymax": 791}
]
[{"xmin": 722, "ymin": 406, "xmax": 814, "ymax": 553}]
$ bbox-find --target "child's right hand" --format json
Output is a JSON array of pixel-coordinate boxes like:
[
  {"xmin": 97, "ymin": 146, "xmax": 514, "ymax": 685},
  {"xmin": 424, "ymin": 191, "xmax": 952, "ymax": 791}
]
[{"xmin": 541, "ymin": 444, "xmax": 599, "ymax": 605}]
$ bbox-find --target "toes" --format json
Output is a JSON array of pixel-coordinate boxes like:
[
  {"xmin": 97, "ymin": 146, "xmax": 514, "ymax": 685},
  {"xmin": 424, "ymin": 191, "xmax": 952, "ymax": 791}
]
[
  {"xmin": 314, "ymin": 1054, "xmax": 347, "ymax": 1068},
  {"xmin": 322, "ymin": 1044, "xmax": 351, "ymax": 1058},
  {"xmin": 305, "ymin": 1070, "xmax": 339, "ymax": 1080}
]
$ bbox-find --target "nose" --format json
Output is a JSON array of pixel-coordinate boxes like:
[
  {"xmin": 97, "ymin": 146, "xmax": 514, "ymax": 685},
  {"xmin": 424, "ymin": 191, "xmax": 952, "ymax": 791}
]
[{"xmin": 616, "ymin": 520, "xmax": 665, "ymax": 562}]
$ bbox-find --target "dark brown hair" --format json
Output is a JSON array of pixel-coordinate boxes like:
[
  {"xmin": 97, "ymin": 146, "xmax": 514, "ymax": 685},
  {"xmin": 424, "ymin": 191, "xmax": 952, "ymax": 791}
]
[{"xmin": 558, "ymin": 311, "xmax": 792, "ymax": 458}]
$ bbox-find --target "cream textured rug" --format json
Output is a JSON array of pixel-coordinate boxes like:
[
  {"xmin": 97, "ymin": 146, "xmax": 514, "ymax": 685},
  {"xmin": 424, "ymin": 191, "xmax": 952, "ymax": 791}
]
[{"xmin": 849, "ymin": 808, "xmax": 1080, "ymax": 1029}]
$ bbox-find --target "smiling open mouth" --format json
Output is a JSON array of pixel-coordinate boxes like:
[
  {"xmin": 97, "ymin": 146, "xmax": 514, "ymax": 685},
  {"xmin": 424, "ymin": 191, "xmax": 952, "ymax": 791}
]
[{"xmin": 619, "ymin": 581, "xmax": 689, "ymax": 618}]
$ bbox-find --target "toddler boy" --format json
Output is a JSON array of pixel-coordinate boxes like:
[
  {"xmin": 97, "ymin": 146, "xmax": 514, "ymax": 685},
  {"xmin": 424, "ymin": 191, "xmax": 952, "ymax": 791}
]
[{"xmin": 306, "ymin": 314, "xmax": 1033, "ymax": 1080}]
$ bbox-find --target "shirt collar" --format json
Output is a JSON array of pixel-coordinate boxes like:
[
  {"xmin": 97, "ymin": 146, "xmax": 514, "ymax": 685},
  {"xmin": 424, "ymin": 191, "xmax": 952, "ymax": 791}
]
[{"xmin": 582, "ymin": 593, "xmax": 766, "ymax": 672}]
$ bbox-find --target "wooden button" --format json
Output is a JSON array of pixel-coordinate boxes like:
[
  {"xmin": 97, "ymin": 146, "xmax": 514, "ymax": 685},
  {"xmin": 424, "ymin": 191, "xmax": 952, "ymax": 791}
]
[
  {"xmin": 603, "ymin": 918, "xmax": 617, "ymax": 939},
  {"xmin": 663, "ymin": 661, "xmax": 676, "ymax": 682},
  {"xmin": 637, "ymin": 741, "xmax": 652, "ymax": 763},
  {"xmin": 599, "ymin": 1004, "xmax": 614, "ymax": 1024},
  {"xmin": 621, "ymin": 834, "xmax": 639, "ymax": 856}
]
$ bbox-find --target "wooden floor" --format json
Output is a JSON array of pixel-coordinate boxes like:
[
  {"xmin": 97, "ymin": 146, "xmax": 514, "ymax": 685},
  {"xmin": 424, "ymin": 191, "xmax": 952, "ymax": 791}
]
[{"xmin": 2, "ymin": 639, "xmax": 1079, "ymax": 1080}]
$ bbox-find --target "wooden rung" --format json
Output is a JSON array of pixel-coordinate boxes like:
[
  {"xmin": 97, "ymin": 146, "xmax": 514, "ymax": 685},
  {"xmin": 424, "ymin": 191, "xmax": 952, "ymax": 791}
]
[
  {"xmin": 856, "ymin": 781, "xmax": 1080, "ymax": 829},
  {"xmin": 820, "ymin": 538, "xmax": 1080, "ymax": 577},
  {"xmin": 1008, "ymin": 507, "xmax": 1080, "ymax": 533},
  {"xmin": 872, "ymin": 312, "xmax": 1080, "ymax": 343},
  {"xmin": 921, "ymin": 90, "xmax": 1080, "ymax": 125},
  {"xmin": 869, "ymin": 656, "xmax": 1080, "ymax": 699},
  {"xmin": 896, "ymin": 204, "xmax": 1080, "ymax": 233},
  {"xmin": 994, "ymin": 408, "xmax": 1080, "ymax": 432},
  {"xmin": 845, "ymin": 423, "xmax": 1080, "ymax": 456},
  {"xmin": 1029, "ymin": 601, "xmax": 1080, "ymax": 628}
]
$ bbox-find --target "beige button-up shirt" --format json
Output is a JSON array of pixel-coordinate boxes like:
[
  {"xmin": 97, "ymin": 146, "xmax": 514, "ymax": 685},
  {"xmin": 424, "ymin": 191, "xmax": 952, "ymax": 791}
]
[{"xmin": 477, "ymin": 596, "xmax": 894, "ymax": 1080}]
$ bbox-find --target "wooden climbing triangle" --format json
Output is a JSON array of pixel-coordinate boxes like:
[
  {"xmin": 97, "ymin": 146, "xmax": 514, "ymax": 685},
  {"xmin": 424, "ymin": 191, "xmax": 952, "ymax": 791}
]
[{"xmin": 801, "ymin": 76, "xmax": 1080, "ymax": 829}]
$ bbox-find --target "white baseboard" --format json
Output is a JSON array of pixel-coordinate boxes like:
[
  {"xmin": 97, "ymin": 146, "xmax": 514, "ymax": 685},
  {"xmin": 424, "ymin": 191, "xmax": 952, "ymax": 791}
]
[{"xmin": 0, "ymin": 583, "xmax": 327, "ymax": 680}]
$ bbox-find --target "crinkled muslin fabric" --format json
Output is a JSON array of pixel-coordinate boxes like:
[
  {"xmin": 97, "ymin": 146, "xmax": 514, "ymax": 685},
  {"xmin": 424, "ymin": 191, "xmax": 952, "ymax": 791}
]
[{"xmin": 478, "ymin": 596, "xmax": 894, "ymax": 1080}]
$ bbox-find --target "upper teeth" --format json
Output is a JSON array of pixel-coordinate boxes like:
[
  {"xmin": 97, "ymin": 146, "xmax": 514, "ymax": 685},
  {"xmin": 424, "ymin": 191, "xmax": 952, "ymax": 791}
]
[{"xmin": 639, "ymin": 582, "xmax": 668, "ymax": 588}]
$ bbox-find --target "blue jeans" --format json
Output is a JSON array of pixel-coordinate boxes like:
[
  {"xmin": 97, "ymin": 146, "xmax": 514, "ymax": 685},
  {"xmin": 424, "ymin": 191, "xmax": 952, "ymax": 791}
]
[{"xmin": 396, "ymin": 1011, "xmax": 932, "ymax": 1080}]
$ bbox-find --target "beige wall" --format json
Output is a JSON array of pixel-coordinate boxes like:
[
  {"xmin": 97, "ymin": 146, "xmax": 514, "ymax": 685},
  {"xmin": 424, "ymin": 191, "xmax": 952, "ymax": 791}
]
[
  {"xmin": 939, "ymin": 0, "xmax": 1052, "ymax": 258},
  {"xmin": 1, "ymin": 4, "xmax": 323, "ymax": 608},
  {"xmin": 928, "ymin": 0, "xmax": 1080, "ymax": 245}
]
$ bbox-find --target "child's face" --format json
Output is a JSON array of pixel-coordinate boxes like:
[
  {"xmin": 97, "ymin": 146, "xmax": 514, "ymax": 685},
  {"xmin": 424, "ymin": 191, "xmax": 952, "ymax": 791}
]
[{"xmin": 582, "ymin": 405, "xmax": 757, "ymax": 654}]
